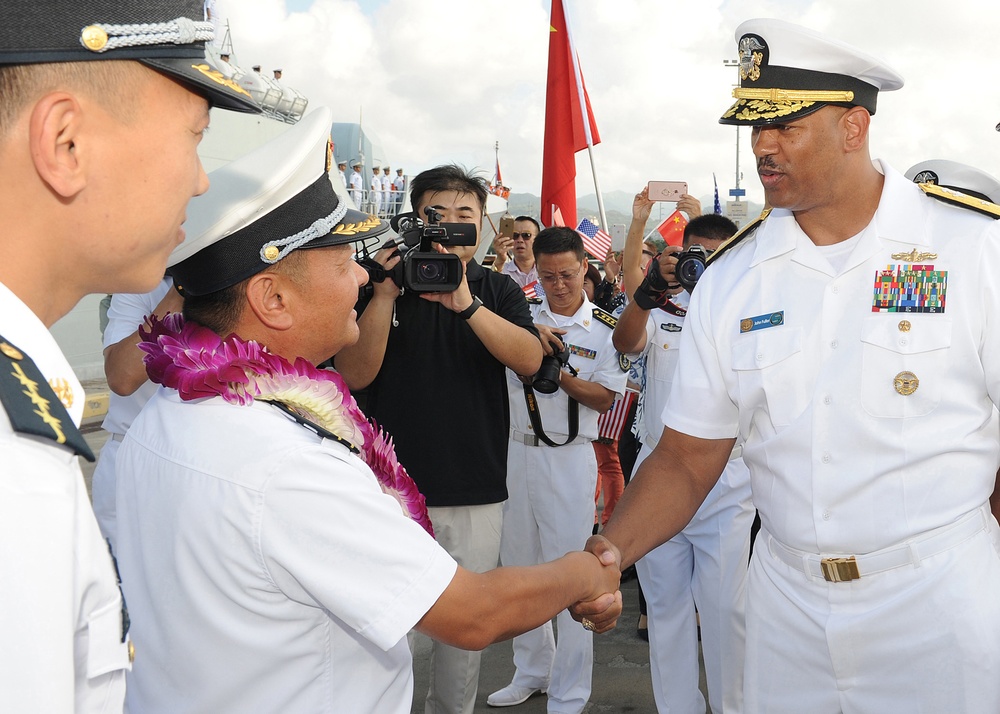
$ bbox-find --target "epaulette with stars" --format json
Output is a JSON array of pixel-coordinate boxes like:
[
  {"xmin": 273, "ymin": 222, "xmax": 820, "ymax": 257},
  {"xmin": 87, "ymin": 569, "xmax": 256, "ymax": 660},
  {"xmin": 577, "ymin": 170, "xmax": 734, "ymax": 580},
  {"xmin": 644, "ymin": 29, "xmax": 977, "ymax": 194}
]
[
  {"xmin": 0, "ymin": 336, "xmax": 94, "ymax": 461},
  {"xmin": 918, "ymin": 183, "xmax": 1000, "ymax": 219},
  {"xmin": 706, "ymin": 207, "xmax": 772, "ymax": 267},
  {"xmin": 592, "ymin": 307, "xmax": 617, "ymax": 329}
]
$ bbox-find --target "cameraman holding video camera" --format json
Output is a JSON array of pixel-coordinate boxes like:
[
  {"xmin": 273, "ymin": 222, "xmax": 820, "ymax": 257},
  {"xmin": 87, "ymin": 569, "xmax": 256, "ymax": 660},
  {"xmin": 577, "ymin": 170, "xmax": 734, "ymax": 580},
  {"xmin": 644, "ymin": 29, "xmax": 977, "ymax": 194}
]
[
  {"xmin": 334, "ymin": 164, "xmax": 542, "ymax": 714},
  {"xmin": 489, "ymin": 227, "xmax": 627, "ymax": 712}
]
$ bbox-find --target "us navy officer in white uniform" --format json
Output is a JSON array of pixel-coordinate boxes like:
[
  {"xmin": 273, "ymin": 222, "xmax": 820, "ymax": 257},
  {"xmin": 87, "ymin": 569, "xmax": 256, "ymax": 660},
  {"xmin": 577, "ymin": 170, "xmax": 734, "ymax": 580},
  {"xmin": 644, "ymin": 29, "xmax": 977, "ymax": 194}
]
[
  {"xmin": 0, "ymin": 1, "xmax": 259, "ymax": 710},
  {"xmin": 614, "ymin": 213, "xmax": 754, "ymax": 714},
  {"xmin": 491, "ymin": 226, "xmax": 627, "ymax": 712},
  {"xmin": 579, "ymin": 18, "xmax": 1000, "ymax": 713}
]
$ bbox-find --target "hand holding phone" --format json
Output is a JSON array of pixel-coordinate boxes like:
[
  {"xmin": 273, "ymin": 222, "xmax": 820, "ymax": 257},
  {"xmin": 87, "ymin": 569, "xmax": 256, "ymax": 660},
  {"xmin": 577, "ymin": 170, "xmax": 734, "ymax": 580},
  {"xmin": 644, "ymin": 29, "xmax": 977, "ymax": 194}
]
[{"xmin": 647, "ymin": 181, "xmax": 688, "ymax": 202}]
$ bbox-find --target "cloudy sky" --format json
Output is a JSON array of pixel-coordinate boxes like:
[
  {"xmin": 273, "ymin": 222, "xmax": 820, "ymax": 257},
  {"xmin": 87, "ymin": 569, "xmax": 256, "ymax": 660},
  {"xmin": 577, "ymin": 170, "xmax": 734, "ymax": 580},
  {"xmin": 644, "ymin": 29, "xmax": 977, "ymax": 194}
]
[{"xmin": 211, "ymin": 0, "xmax": 998, "ymax": 210}]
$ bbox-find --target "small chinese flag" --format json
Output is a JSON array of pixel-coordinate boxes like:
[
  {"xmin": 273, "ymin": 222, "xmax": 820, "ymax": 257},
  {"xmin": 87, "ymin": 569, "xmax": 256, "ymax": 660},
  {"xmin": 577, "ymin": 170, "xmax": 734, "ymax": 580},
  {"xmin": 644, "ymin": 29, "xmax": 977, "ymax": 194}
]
[{"xmin": 655, "ymin": 210, "xmax": 688, "ymax": 247}]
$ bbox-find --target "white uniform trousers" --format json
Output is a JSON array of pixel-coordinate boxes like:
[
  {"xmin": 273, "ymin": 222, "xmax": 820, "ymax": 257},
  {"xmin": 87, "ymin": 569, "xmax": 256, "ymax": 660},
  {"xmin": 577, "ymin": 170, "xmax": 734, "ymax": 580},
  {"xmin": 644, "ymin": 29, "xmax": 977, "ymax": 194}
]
[
  {"xmin": 500, "ymin": 439, "xmax": 597, "ymax": 714},
  {"xmin": 747, "ymin": 507, "xmax": 1000, "ymax": 713},
  {"xmin": 91, "ymin": 434, "xmax": 122, "ymax": 552},
  {"xmin": 635, "ymin": 444, "xmax": 753, "ymax": 714},
  {"xmin": 419, "ymin": 503, "xmax": 503, "ymax": 714}
]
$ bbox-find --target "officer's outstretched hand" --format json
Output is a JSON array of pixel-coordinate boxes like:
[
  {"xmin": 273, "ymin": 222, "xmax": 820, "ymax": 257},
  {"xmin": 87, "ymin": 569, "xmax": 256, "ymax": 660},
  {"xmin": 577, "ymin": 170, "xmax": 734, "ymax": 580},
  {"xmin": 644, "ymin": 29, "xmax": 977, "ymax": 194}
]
[{"xmin": 569, "ymin": 535, "xmax": 623, "ymax": 632}]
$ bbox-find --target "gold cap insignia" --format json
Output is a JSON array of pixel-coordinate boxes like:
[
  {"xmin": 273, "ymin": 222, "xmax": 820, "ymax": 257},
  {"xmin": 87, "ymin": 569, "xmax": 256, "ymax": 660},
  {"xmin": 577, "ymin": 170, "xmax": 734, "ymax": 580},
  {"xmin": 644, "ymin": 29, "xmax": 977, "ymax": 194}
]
[
  {"xmin": 0, "ymin": 342, "xmax": 23, "ymax": 360},
  {"xmin": 191, "ymin": 64, "xmax": 253, "ymax": 99},
  {"xmin": 81, "ymin": 25, "xmax": 109, "ymax": 52},
  {"xmin": 893, "ymin": 371, "xmax": 919, "ymax": 396},
  {"xmin": 263, "ymin": 245, "xmax": 280, "ymax": 261}
]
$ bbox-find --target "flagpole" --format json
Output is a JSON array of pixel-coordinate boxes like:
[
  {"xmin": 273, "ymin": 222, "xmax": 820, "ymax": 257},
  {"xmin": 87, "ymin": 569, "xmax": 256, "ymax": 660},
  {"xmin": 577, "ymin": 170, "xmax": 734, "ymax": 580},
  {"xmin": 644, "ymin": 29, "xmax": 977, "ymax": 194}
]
[{"xmin": 561, "ymin": 0, "xmax": 608, "ymax": 232}]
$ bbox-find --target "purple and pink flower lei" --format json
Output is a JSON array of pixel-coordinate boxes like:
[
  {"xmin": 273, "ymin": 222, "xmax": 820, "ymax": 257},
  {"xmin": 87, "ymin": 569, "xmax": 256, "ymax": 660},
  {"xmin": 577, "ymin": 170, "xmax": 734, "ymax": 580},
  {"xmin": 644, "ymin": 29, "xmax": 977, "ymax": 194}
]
[{"xmin": 139, "ymin": 313, "xmax": 434, "ymax": 536}]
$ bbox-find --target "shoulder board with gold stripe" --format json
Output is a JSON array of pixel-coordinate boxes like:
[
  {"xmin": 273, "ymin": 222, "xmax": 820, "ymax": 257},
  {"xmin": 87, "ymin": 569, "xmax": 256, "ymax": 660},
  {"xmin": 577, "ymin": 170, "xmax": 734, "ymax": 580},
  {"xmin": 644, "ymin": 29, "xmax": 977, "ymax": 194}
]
[
  {"xmin": 0, "ymin": 336, "xmax": 94, "ymax": 462},
  {"xmin": 918, "ymin": 183, "xmax": 1000, "ymax": 219},
  {"xmin": 706, "ymin": 207, "xmax": 772, "ymax": 266},
  {"xmin": 592, "ymin": 307, "xmax": 617, "ymax": 329},
  {"xmin": 526, "ymin": 297, "xmax": 543, "ymax": 305}
]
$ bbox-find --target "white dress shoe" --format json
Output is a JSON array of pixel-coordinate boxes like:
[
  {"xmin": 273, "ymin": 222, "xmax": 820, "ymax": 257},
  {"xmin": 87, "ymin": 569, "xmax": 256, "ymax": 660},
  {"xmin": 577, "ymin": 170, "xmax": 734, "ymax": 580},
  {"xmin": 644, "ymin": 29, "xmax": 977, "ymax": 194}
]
[{"xmin": 486, "ymin": 682, "xmax": 547, "ymax": 707}]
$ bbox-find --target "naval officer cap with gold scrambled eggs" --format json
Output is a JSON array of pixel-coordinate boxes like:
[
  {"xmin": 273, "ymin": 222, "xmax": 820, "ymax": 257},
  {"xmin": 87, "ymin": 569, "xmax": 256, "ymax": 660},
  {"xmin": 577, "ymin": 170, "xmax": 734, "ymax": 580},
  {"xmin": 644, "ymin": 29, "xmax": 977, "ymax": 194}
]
[{"xmin": 719, "ymin": 17, "xmax": 903, "ymax": 126}]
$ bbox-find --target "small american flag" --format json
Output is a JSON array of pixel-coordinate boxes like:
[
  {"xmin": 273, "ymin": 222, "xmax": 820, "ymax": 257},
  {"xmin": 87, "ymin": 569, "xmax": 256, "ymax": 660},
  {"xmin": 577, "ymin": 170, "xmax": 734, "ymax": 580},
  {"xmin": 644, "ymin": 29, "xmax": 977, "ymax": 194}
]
[
  {"xmin": 576, "ymin": 217, "xmax": 612, "ymax": 260},
  {"xmin": 523, "ymin": 281, "xmax": 539, "ymax": 299},
  {"xmin": 598, "ymin": 389, "xmax": 637, "ymax": 441}
]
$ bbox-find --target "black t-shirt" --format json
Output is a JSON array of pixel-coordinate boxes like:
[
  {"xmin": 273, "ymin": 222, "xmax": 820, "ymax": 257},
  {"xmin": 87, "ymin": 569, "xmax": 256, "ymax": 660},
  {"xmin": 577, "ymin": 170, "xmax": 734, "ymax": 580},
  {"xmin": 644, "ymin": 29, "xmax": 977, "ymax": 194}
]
[{"xmin": 348, "ymin": 260, "xmax": 538, "ymax": 507}]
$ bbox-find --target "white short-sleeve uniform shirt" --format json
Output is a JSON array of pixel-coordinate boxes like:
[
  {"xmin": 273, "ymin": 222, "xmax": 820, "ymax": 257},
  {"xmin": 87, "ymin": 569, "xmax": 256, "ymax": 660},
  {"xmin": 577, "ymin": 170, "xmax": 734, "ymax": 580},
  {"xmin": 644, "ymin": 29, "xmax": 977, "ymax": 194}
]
[
  {"xmin": 508, "ymin": 295, "xmax": 627, "ymax": 441},
  {"xmin": 116, "ymin": 391, "xmax": 457, "ymax": 714},
  {"xmin": 665, "ymin": 161, "xmax": 1000, "ymax": 554}
]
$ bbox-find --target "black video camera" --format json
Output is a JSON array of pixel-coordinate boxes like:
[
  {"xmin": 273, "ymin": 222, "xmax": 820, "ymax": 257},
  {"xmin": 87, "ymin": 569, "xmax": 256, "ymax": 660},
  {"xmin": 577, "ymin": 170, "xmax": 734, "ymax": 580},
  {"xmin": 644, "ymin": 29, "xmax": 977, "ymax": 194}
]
[
  {"xmin": 358, "ymin": 207, "xmax": 477, "ymax": 293},
  {"xmin": 674, "ymin": 244, "xmax": 714, "ymax": 292},
  {"xmin": 532, "ymin": 340, "xmax": 571, "ymax": 394}
]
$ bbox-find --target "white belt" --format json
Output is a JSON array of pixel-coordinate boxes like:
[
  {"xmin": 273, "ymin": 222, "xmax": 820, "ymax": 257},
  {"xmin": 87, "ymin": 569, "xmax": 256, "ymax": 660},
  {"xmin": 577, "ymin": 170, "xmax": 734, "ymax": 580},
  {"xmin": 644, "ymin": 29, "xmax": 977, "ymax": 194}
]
[
  {"xmin": 511, "ymin": 430, "xmax": 591, "ymax": 447},
  {"xmin": 642, "ymin": 432, "xmax": 742, "ymax": 461},
  {"xmin": 110, "ymin": 433, "xmax": 125, "ymax": 443},
  {"xmin": 767, "ymin": 505, "xmax": 990, "ymax": 583}
]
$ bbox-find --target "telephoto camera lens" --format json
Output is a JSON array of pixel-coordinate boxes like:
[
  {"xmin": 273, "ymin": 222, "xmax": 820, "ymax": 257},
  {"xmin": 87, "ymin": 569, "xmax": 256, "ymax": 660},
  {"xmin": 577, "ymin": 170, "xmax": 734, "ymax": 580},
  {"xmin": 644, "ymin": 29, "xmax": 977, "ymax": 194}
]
[
  {"xmin": 532, "ymin": 357, "xmax": 562, "ymax": 394},
  {"xmin": 531, "ymin": 341, "xmax": 570, "ymax": 394}
]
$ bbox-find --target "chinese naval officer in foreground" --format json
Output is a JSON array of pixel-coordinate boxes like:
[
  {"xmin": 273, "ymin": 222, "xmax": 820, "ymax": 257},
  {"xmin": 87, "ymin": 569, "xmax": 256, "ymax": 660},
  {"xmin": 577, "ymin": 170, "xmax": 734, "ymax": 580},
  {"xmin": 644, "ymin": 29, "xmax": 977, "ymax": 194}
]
[
  {"xmin": 113, "ymin": 107, "xmax": 621, "ymax": 714},
  {"xmin": 0, "ymin": 0, "xmax": 258, "ymax": 711},
  {"xmin": 578, "ymin": 17, "xmax": 1000, "ymax": 713}
]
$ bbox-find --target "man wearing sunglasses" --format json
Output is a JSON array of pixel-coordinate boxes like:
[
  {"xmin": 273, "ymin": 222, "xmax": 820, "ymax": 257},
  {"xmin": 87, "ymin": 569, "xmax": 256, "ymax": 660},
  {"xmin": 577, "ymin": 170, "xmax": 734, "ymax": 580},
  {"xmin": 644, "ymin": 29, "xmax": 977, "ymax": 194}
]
[{"xmin": 493, "ymin": 216, "xmax": 541, "ymax": 290}]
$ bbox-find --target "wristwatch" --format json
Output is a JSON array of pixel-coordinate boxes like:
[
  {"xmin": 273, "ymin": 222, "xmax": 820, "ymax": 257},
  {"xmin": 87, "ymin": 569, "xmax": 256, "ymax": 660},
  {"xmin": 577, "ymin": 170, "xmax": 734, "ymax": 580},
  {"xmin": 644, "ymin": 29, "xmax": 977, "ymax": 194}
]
[{"xmin": 458, "ymin": 296, "xmax": 483, "ymax": 320}]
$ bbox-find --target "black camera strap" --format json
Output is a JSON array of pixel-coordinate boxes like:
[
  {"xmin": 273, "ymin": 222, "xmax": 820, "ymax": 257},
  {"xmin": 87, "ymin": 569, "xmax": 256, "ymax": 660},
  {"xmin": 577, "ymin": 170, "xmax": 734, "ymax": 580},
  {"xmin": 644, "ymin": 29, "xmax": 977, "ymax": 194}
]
[{"xmin": 521, "ymin": 382, "xmax": 580, "ymax": 447}]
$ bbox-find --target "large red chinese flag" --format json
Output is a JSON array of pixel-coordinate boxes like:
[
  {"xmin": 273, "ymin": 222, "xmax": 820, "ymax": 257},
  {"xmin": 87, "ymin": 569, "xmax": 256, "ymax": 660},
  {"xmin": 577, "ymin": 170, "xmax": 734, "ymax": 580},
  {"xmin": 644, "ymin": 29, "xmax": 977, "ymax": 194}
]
[{"xmin": 541, "ymin": 0, "xmax": 600, "ymax": 229}]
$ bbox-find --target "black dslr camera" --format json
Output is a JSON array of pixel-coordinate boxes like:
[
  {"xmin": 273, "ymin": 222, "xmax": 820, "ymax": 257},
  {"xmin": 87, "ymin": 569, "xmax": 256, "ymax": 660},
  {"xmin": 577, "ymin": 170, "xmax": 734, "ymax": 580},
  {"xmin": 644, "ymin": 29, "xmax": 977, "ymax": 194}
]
[
  {"xmin": 673, "ymin": 244, "xmax": 714, "ymax": 292},
  {"xmin": 358, "ymin": 207, "xmax": 477, "ymax": 293},
  {"xmin": 532, "ymin": 340, "xmax": 571, "ymax": 394}
]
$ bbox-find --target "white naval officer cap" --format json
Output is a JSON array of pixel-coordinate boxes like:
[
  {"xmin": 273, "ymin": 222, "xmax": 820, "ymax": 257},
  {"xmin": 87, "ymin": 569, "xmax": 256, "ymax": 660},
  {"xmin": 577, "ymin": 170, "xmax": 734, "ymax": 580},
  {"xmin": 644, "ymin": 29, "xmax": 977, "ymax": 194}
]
[
  {"xmin": 720, "ymin": 18, "xmax": 904, "ymax": 126},
  {"xmin": 168, "ymin": 107, "xmax": 388, "ymax": 297},
  {"xmin": 905, "ymin": 160, "xmax": 1000, "ymax": 205}
]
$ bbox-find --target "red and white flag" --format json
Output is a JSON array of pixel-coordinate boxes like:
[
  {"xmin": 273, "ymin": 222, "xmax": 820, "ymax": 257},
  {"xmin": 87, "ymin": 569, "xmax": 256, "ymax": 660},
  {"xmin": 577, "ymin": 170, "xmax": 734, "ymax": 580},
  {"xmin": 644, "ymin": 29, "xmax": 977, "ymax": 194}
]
[
  {"xmin": 598, "ymin": 390, "xmax": 637, "ymax": 441},
  {"xmin": 551, "ymin": 204, "xmax": 566, "ymax": 228},
  {"xmin": 522, "ymin": 281, "xmax": 539, "ymax": 299},
  {"xmin": 576, "ymin": 217, "xmax": 612, "ymax": 260}
]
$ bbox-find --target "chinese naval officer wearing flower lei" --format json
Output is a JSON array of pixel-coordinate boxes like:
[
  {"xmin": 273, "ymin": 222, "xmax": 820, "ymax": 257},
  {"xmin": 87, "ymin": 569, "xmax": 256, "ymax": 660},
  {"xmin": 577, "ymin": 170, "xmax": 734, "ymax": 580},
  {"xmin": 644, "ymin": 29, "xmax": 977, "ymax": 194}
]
[{"xmin": 112, "ymin": 108, "xmax": 622, "ymax": 714}]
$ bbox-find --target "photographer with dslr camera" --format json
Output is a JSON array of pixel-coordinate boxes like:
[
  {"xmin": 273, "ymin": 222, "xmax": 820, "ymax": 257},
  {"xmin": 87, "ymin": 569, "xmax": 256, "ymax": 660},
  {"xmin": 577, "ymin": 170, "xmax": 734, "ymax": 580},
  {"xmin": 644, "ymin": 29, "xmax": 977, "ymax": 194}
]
[
  {"xmin": 334, "ymin": 164, "xmax": 542, "ymax": 714},
  {"xmin": 489, "ymin": 227, "xmax": 627, "ymax": 712},
  {"xmin": 612, "ymin": 212, "xmax": 753, "ymax": 714}
]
